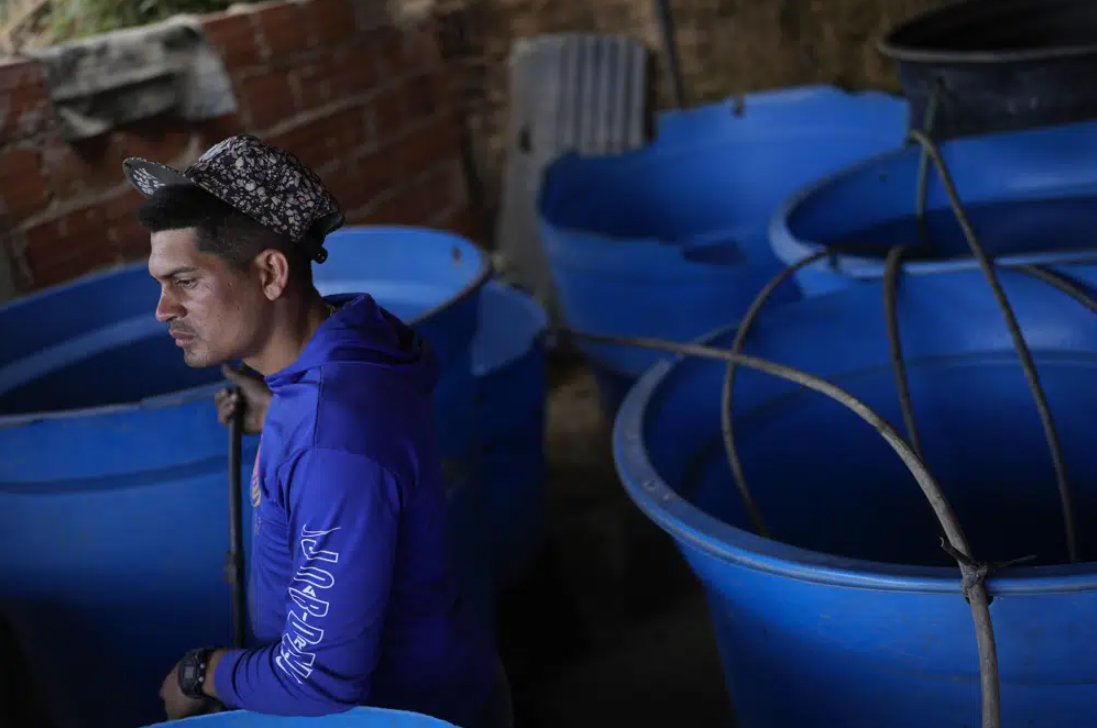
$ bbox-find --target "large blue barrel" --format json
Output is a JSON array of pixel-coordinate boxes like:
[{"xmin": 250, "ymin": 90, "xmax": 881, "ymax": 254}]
[
  {"xmin": 538, "ymin": 85, "xmax": 909, "ymax": 415},
  {"xmin": 471, "ymin": 282, "xmax": 548, "ymax": 587},
  {"xmin": 770, "ymin": 119, "xmax": 1097, "ymax": 297},
  {"xmin": 0, "ymin": 226, "xmax": 491, "ymax": 728},
  {"xmin": 613, "ymin": 268, "xmax": 1097, "ymax": 727},
  {"xmin": 145, "ymin": 706, "xmax": 456, "ymax": 727},
  {"xmin": 316, "ymin": 227, "xmax": 496, "ymax": 624}
]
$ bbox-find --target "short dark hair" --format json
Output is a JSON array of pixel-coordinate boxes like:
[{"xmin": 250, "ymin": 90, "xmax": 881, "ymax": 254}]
[{"xmin": 136, "ymin": 184, "xmax": 314, "ymax": 288}]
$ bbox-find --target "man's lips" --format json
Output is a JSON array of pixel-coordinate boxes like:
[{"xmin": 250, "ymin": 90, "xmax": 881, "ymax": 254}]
[{"xmin": 170, "ymin": 330, "xmax": 195, "ymax": 342}]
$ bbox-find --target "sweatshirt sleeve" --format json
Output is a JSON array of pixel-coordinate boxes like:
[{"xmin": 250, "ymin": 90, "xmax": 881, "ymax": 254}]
[{"xmin": 213, "ymin": 447, "xmax": 402, "ymax": 716}]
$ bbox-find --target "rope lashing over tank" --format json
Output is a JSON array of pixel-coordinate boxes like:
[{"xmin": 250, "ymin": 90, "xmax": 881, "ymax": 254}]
[{"xmin": 556, "ymin": 128, "xmax": 1097, "ymax": 728}]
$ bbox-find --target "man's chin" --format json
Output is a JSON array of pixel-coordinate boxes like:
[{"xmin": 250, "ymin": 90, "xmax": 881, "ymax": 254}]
[{"xmin": 182, "ymin": 350, "xmax": 215, "ymax": 369}]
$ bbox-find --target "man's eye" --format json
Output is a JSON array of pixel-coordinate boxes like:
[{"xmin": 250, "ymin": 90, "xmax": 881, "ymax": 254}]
[{"xmin": 176, "ymin": 278, "xmax": 197, "ymax": 289}]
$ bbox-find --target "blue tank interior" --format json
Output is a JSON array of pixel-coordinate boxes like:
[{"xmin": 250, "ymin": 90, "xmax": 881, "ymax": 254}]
[
  {"xmin": 772, "ymin": 119, "xmax": 1097, "ymax": 289},
  {"xmin": 0, "ymin": 269, "xmax": 218, "ymax": 414},
  {"xmin": 635, "ymin": 269, "xmax": 1097, "ymax": 569},
  {"xmin": 813, "ymin": 196, "xmax": 1097, "ymax": 262},
  {"xmin": 675, "ymin": 355, "xmax": 1097, "ymax": 567},
  {"xmin": 0, "ymin": 326, "xmax": 220, "ymax": 414},
  {"xmin": 537, "ymin": 86, "xmax": 907, "ymax": 413}
]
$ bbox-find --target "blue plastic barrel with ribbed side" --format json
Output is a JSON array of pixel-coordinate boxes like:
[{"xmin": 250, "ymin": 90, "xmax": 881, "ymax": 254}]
[
  {"xmin": 0, "ymin": 226, "xmax": 491, "ymax": 728},
  {"xmin": 471, "ymin": 282, "xmax": 548, "ymax": 587},
  {"xmin": 613, "ymin": 268, "xmax": 1097, "ymax": 728},
  {"xmin": 770, "ymin": 119, "xmax": 1097, "ymax": 297},
  {"xmin": 538, "ymin": 85, "xmax": 909, "ymax": 415},
  {"xmin": 144, "ymin": 706, "xmax": 457, "ymax": 727}
]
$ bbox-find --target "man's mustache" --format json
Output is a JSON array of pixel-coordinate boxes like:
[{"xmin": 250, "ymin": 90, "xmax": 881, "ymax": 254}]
[{"xmin": 169, "ymin": 323, "xmax": 196, "ymax": 337}]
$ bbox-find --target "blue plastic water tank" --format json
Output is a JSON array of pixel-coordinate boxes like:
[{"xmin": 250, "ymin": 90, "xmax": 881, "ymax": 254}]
[
  {"xmin": 613, "ymin": 268, "xmax": 1097, "ymax": 727},
  {"xmin": 538, "ymin": 85, "xmax": 909, "ymax": 415},
  {"xmin": 145, "ymin": 705, "xmax": 456, "ymax": 727},
  {"xmin": 471, "ymin": 282, "xmax": 548, "ymax": 586},
  {"xmin": 770, "ymin": 119, "xmax": 1097, "ymax": 297},
  {"xmin": 314, "ymin": 227, "xmax": 496, "ymax": 625},
  {"xmin": 0, "ymin": 226, "xmax": 491, "ymax": 728}
]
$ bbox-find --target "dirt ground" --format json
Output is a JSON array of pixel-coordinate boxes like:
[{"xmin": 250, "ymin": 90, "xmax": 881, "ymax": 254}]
[{"xmin": 498, "ymin": 353, "xmax": 735, "ymax": 728}]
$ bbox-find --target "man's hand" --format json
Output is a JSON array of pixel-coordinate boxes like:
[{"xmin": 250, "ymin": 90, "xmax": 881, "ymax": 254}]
[
  {"xmin": 215, "ymin": 364, "xmax": 273, "ymax": 434},
  {"xmin": 160, "ymin": 661, "xmax": 219, "ymax": 721}
]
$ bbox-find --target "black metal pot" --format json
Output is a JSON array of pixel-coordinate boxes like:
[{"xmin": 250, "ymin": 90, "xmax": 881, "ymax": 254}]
[{"xmin": 879, "ymin": 0, "xmax": 1097, "ymax": 140}]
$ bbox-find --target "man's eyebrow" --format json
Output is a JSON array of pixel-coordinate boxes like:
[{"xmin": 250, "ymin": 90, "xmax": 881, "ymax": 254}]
[{"xmin": 153, "ymin": 266, "xmax": 200, "ymax": 281}]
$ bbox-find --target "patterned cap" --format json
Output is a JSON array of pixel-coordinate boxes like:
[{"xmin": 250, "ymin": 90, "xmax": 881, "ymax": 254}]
[{"xmin": 122, "ymin": 134, "xmax": 344, "ymax": 263}]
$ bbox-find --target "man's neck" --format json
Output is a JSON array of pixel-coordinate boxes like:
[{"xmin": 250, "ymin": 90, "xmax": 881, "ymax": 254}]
[{"xmin": 244, "ymin": 292, "xmax": 332, "ymax": 377}]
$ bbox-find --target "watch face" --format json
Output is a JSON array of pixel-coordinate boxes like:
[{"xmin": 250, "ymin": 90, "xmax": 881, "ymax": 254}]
[{"xmin": 183, "ymin": 663, "xmax": 198, "ymax": 682}]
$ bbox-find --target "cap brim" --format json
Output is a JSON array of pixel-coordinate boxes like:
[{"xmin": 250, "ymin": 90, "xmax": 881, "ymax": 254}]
[{"xmin": 122, "ymin": 158, "xmax": 194, "ymax": 197}]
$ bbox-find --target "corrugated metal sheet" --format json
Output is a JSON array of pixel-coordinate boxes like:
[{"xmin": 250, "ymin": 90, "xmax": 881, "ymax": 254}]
[{"xmin": 495, "ymin": 33, "xmax": 654, "ymax": 311}]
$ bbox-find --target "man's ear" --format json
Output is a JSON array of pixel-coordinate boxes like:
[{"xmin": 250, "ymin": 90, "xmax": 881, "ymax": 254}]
[{"xmin": 254, "ymin": 249, "xmax": 291, "ymax": 301}]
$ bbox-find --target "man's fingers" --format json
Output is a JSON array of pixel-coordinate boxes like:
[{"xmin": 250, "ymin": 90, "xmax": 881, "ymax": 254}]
[{"xmin": 216, "ymin": 393, "xmax": 238, "ymax": 424}]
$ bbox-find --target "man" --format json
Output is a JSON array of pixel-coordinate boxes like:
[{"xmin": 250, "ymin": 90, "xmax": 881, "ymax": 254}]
[{"xmin": 122, "ymin": 135, "xmax": 509, "ymax": 728}]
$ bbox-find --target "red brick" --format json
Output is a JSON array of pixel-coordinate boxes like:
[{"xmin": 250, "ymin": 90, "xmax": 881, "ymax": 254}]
[
  {"xmin": 24, "ymin": 207, "xmax": 114, "ymax": 289},
  {"xmin": 194, "ymin": 114, "xmax": 247, "ymax": 150},
  {"xmin": 102, "ymin": 187, "xmax": 150, "ymax": 257},
  {"xmin": 110, "ymin": 217, "xmax": 149, "ymax": 258},
  {"xmin": 397, "ymin": 114, "xmax": 462, "ymax": 174},
  {"xmin": 309, "ymin": 0, "xmax": 356, "ymax": 46},
  {"xmin": 362, "ymin": 187, "xmax": 426, "ymax": 226},
  {"xmin": 101, "ymin": 187, "xmax": 144, "ymax": 223},
  {"xmin": 422, "ymin": 159, "xmax": 463, "ymax": 212},
  {"xmin": 372, "ymin": 27, "xmax": 414, "ymax": 80},
  {"xmin": 406, "ymin": 24, "xmax": 443, "ymax": 67},
  {"xmin": 370, "ymin": 83, "xmax": 409, "ymax": 142},
  {"xmin": 324, "ymin": 107, "xmax": 370, "ymax": 152},
  {"xmin": 419, "ymin": 166, "xmax": 451, "ymax": 214},
  {"xmin": 238, "ymin": 71, "xmax": 297, "ymax": 130},
  {"xmin": 268, "ymin": 117, "xmax": 334, "ymax": 171},
  {"xmin": 0, "ymin": 148, "xmax": 49, "ymax": 221},
  {"xmin": 121, "ymin": 125, "xmax": 194, "ymax": 164},
  {"xmin": 201, "ymin": 12, "xmax": 262, "ymax": 70},
  {"xmin": 405, "ymin": 69, "xmax": 450, "ymax": 117},
  {"xmin": 440, "ymin": 206, "xmax": 480, "ymax": 243},
  {"xmin": 0, "ymin": 59, "xmax": 54, "ymax": 141},
  {"xmin": 320, "ymin": 163, "xmax": 368, "ymax": 212},
  {"xmin": 255, "ymin": 1, "xmax": 311, "ymax": 58},
  {"xmin": 294, "ymin": 60, "xmax": 340, "ymax": 111},
  {"xmin": 357, "ymin": 144, "xmax": 403, "ymax": 205},
  {"xmin": 332, "ymin": 46, "xmax": 380, "ymax": 96},
  {"xmin": 41, "ymin": 134, "xmax": 128, "ymax": 200}
]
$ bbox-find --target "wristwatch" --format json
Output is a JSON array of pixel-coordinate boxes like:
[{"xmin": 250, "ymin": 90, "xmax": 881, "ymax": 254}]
[{"xmin": 178, "ymin": 647, "xmax": 217, "ymax": 699}]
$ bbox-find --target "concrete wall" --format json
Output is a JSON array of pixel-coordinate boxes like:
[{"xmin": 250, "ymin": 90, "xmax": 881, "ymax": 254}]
[{"xmin": 0, "ymin": 0, "xmax": 476, "ymax": 295}]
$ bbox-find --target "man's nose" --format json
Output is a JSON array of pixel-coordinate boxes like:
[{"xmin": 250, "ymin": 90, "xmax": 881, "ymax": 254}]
[{"xmin": 155, "ymin": 291, "xmax": 183, "ymax": 323}]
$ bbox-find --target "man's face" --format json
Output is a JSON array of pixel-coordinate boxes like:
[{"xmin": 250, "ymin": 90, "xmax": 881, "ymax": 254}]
[{"xmin": 149, "ymin": 228, "xmax": 269, "ymax": 368}]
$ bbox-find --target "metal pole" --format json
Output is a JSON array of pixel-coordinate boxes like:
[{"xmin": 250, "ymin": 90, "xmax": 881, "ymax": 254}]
[
  {"xmin": 653, "ymin": 0, "xmax": 686, "ymax": 108},
  {"xmin": 226, "ymin": 389, "xmax": 246, "ymax": 649}
]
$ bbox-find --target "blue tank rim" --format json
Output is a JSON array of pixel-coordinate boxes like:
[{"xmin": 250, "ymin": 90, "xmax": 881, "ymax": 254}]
[
  {"xmin": 768, "ymin": 144, "xmax": 1097, "ymax": 278},
  {"xmin": 538, "ymin": 88, "xmax": 907, "ymax": 248},
  {"xmin": 471, "ymin": 280, "xmax": 547, "ymax": 377},
  {"xmin": 612, "ymin": 321, "xmax": 1097, "ymax": 596},
  {"xmin": 0, "ymin": 226, "xmax": 492, "ymax": 428},
  {"xmin": 141, "ymin": 705, "xmax": 459, "ymax": 727},
  {"xmin": 328, "ymin": 226, "xmax": 493, "ymax": 330}
]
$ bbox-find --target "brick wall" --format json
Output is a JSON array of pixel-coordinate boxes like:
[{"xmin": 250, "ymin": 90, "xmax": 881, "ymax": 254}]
[{"xmin": 0, "ymin": 0, "xmax": 478, "ymax": 294}]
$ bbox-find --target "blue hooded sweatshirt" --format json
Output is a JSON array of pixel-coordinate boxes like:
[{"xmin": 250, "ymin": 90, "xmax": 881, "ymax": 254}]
[{"xmin": 213, "ymin": 293, "xmax": 497, "ymax": 727}]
